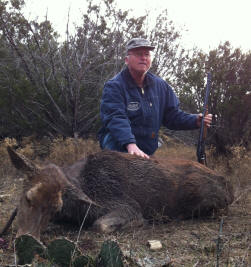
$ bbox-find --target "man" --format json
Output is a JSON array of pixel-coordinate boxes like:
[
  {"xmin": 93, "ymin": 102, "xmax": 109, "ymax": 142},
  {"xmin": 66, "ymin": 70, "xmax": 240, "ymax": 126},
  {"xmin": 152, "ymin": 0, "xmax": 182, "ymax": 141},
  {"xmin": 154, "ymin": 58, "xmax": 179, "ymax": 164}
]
[{"xmin": 99, "ymin": 38, "xmax": 212, "ymax": 159}]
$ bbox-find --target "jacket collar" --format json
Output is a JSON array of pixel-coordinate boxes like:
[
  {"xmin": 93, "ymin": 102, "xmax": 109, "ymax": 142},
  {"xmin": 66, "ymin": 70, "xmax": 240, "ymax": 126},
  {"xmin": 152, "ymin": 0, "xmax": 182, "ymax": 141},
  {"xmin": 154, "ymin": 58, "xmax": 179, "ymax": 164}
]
[{"xmin": 121, "ymin": 67, "xmax": 154, "ymax": 89}]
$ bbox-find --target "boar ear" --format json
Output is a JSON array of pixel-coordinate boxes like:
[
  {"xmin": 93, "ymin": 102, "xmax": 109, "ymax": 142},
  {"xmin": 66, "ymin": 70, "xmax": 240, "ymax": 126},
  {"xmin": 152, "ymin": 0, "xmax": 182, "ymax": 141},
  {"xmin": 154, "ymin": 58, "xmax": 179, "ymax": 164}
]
[
  {"xmin": 7, "ymin": 146, "xmax": 40, "ymax": 173},
  {"xmin": 77, "ymin": 190, "xmax": 100, "ymax": 207},
  {"xmin": 67, "ymin": 184, "xmax": 100, "ymax": 207}
]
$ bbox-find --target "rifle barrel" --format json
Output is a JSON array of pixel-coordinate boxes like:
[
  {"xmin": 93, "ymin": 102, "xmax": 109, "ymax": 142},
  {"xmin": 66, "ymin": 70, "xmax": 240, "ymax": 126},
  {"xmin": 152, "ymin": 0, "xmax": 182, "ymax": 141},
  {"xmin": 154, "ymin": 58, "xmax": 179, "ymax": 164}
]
[{"xmin": 197, "ymin": 72, "xmax": 212, "ymax": 165}]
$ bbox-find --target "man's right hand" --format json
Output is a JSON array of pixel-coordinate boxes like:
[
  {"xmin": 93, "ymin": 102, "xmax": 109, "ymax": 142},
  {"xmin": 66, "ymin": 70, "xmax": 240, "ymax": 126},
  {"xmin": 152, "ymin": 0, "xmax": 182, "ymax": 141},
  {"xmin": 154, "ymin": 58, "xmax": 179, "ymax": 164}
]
[{"xmin": 126, "ymin": 143, "xmax": 150, "ymax": 159}]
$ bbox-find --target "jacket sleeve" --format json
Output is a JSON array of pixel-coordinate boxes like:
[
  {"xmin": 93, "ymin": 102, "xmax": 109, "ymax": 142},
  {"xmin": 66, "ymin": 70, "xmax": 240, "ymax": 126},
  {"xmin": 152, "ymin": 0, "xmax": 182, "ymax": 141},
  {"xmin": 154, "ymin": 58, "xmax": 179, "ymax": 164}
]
[
  {"xmin": 163, "ymin": 84, "xmax": 199, "ymax": 130},
  {"xmin": 100, "ymin": 80, "xmax": 136, "ymax": 146}
]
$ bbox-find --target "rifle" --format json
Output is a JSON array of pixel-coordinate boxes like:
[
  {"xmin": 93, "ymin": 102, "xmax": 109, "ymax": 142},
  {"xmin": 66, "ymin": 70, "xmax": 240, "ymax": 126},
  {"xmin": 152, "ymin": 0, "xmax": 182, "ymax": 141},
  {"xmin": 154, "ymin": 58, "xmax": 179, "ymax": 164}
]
[{"xmin": 197, "ymin": 72, "xmax": 212, "ymax": 165}]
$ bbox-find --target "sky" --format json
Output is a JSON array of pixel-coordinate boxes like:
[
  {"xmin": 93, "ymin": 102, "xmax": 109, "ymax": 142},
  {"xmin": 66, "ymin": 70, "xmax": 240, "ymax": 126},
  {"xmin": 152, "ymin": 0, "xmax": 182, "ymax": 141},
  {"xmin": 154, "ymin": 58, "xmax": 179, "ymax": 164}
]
[{"xmin": 23, "ymin": 0, "xmax": 251, "ymax": 53}]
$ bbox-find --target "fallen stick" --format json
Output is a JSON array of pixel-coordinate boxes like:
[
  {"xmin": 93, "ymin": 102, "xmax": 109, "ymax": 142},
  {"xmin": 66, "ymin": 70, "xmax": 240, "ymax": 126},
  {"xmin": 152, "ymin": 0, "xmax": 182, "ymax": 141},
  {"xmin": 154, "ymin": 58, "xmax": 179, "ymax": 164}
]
[{"xmin": 0, "ymin": 207, "xmax": 18, "ymax": 237}]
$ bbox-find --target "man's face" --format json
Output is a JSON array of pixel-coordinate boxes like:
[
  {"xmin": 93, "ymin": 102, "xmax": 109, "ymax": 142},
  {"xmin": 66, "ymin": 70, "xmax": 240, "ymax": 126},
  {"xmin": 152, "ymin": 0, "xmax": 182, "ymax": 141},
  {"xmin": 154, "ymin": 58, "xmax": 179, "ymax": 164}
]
[{"xmin": 125, "ymin": 47, "xmax": 152, "ymax": 75}]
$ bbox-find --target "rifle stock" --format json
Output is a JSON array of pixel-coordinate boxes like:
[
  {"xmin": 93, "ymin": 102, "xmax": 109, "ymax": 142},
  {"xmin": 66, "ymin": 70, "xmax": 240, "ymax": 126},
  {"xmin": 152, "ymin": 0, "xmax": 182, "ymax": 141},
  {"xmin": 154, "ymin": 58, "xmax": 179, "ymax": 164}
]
[{"xmin": 197, "ymin": 72, "xmax": 212, "ymax": 165}]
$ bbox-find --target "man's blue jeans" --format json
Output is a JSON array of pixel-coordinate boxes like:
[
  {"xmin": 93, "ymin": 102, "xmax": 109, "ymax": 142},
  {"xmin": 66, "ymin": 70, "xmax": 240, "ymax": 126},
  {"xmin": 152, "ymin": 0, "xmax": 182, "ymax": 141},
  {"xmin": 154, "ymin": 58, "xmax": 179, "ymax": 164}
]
[{"xmin": 101, "ymin": 132, "xmax": 127, "ymax": 152}]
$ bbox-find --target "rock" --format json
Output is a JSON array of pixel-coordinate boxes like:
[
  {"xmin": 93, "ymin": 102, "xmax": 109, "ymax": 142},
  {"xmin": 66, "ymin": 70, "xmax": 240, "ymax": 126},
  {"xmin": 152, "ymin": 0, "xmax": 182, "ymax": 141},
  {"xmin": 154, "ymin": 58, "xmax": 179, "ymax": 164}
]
[{"xmin": 147, "ymin": 240, "xmax": 163, "ymax": 250}]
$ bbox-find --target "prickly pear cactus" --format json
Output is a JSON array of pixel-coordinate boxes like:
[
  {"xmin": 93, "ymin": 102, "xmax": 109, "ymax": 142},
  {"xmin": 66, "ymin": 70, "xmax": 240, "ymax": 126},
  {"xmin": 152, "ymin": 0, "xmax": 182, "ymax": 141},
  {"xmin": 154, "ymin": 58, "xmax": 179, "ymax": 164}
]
[
  {"xmin": 15, "ymin": 235, "xmax": 124, "ymax": 266},
  {"xmin": 47, "ymin": 237, "xmax": 81, "ymax": 267},
  {"xmin": 15, "ymin": 234, "xmax": 46, "ymax": 264},
  {"xmin": 73, "ymin": 255, "xmax": 96, "ymax": 267},
  {"xmin": 97, "ymin": 240, "xmax": 124, "ymax": 267}
]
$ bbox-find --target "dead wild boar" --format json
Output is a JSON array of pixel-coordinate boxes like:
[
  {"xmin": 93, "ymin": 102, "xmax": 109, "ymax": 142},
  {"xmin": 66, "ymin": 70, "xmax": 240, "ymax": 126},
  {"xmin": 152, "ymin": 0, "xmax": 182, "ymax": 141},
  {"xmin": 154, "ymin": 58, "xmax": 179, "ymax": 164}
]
[{"xmin": 7, "ymin": 147, "xmax": 234, "ymax": 240}]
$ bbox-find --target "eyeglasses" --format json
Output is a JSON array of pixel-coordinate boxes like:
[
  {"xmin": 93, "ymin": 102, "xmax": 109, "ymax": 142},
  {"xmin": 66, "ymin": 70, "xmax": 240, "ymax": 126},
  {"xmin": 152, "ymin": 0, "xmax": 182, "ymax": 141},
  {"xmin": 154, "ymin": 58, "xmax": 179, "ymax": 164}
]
[{"xmin": 128, "ymin": 51, "xmax": 152, "ymax": 58}]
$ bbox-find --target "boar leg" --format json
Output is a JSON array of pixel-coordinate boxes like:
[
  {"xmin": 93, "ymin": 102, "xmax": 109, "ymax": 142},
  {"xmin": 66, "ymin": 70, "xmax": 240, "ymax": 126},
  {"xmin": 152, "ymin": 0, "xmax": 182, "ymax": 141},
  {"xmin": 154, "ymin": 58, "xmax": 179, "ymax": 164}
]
[
  {"xmin": 93, "ymin": 208, "xmax": 144, "ymax": 233},
  {"xmin": 93, "ymin": 199, "xmax": 144, "ymax": 233}
]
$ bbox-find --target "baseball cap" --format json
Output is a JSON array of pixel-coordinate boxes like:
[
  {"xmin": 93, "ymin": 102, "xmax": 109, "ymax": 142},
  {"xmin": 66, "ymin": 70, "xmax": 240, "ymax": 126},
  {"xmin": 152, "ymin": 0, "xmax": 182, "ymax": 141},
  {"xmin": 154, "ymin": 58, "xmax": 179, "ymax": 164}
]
[{"xmin": 126, "ymin": 38, "xmax": 155, "ymax": 52}]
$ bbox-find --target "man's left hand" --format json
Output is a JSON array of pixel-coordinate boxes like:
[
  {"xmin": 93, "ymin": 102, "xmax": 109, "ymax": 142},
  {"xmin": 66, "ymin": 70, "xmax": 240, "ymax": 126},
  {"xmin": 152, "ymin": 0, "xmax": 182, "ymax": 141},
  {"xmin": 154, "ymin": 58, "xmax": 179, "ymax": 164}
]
[{"xmin": 197, "ymin": 113, "xmax": 212, "ymax": 128}]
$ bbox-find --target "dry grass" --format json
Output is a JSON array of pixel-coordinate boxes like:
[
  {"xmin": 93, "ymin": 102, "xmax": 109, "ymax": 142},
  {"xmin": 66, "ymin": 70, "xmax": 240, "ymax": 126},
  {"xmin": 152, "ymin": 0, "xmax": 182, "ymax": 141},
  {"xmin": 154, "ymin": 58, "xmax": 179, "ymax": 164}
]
[
  {"xmin": 0, "ymin": 137, "xmax": 250, "ymax": 266},
  {"xmin": 46, "ymin": 137, "xmax": 100, "ymax": 166},
  {"xmin": 155, "ymin": 137, "xmax": 197, "ymax": 161}
]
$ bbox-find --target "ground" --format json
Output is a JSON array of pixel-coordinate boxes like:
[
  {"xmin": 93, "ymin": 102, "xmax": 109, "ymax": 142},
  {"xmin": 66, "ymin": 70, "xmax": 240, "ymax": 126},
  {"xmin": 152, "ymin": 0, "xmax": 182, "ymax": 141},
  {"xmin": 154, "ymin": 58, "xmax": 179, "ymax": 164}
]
[{"xmin": 0, "ymin": 139, "xmax": 250, "ymax": 266}]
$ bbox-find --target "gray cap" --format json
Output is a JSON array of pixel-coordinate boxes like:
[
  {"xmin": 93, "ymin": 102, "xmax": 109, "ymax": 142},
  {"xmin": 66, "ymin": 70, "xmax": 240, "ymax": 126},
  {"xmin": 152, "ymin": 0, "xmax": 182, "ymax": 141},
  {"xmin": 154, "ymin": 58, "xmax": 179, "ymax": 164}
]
[{"xmin": 126, "ymin": 38, "xmax": 155, "ymax": 52}]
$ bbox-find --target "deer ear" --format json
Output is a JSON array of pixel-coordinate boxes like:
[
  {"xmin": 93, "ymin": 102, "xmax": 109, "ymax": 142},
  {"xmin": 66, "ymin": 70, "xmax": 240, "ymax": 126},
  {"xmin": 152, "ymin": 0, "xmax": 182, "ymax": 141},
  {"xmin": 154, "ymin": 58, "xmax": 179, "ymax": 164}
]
[{"xmin": 7, "ymin": 146, "xmax": 40, "ymax": 174}]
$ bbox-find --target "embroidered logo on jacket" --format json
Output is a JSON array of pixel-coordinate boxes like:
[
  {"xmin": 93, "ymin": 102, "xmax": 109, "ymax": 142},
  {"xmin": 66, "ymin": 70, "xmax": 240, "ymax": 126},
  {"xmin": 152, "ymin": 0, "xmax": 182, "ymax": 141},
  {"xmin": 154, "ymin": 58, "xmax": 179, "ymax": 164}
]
[{"xmin": 127, "ymin": 102, "xmax": 140, "ymax": 111}]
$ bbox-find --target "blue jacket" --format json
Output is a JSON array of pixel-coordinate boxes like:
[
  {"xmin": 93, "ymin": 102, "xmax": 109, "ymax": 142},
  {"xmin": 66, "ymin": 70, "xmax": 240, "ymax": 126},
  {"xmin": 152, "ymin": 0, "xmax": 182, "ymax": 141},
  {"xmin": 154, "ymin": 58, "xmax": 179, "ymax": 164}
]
[{"xmin": 99, "ymin": 67, "xmax": 198, "ymax": 155}]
